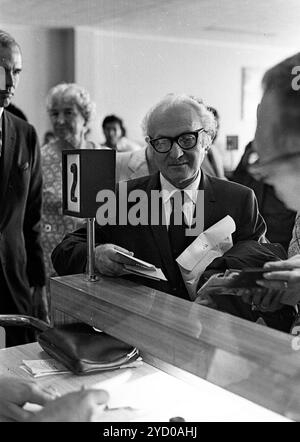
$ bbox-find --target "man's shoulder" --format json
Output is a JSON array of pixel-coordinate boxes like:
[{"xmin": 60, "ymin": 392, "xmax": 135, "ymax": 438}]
[
  {"xmin": 119, "ymin": 173, "xmax": 158, "ymax": 192},
  {"xmin": 206, "ymin": 174, "xmax": 254, "ymax": 197},
  {"xmin": 4, "ymin": 110, "xmax": 36, "ymax": 135}
]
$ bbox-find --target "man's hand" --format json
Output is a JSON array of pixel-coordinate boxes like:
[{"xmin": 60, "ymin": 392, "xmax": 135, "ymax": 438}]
[
  {"xmin": 29, "ymin": 388, "xmax": 109, "ymax": 422},
  {"xmin": 239, "ymin": 256, "xmax": 300, "ymax": 311},
  {"xmin": 259, "ymin": 255, "xmax": 300, "ymax": 291},
  {"xmin": 31, "ymin": 286, "xmax": 49, "ymax": 323},
  {"xmin": 95, "ymin": 244, "xmax": 134, "ymax": 277},
  {"xmin": 0, "ymin": 377, "xmax": 57, "ymax": 422}
]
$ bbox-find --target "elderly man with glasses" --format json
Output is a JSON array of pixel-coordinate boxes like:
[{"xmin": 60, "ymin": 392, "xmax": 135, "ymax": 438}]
[{"xmin": 52, "ymin": 94, "xmax": 294, "ymax": 331}]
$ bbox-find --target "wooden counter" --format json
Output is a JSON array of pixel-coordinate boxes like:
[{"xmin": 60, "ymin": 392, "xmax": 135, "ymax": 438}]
[
  {"xmin": 0, "ymin": 342, "xmax": 290, "ymax": 422},
  {"xmin": 49, "ymin": 274, "xmax": 300, "ymax": 421}
]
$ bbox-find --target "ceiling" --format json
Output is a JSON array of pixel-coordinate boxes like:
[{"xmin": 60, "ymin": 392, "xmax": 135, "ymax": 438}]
[{"xmin": 0, "ymin": 0, "xmax": 298, "ymax": 48}]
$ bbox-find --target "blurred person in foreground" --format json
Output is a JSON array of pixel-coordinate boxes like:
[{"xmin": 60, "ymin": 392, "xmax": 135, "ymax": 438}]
[
  {"xmin": 231, "ymin": 140, "xmax": 296, "ymax": 252},
  {"xmin": 0, "ymin": 376, "xmax": 108, "ymax": 422},
  {"xmin": 240, "ymin": 52, "xmax": 300, "ymax": 312}
]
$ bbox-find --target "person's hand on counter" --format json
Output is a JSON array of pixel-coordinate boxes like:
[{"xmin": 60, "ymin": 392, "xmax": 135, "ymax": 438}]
[
  {"xmin": 95, "ymin": 243, "xmax": 133, "ymax": 277},
  {"xmin": 29, "ymin": 388, "xmax": 109, "ymax": 422},
  {"xmin": 0, "ymin": 377, "xmax": 56, "ymax": 422}
]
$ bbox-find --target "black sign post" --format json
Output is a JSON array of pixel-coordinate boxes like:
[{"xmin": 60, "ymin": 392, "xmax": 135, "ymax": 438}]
[{"xmin": 62, "ymin": 149, "xmax": 115, "ymax": 281}]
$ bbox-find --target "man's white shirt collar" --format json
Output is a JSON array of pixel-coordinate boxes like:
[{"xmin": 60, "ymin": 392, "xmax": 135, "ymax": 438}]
[
  {"xmin": 160, "ymin": 171, "xmax": 201, "ymax": 204},
  {"xmin": 159, "ymin": 171, "xmax": 201, "ymax": 228}
]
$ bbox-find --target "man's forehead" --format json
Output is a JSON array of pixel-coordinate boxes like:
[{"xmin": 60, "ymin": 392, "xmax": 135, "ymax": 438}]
[
  {"xmin": 149, "ymin": 103, "xmax": 200, "ymax": 135},
  {"xmin": 0, "ymin": 44, "xmax": 22, "ymax": 66}
]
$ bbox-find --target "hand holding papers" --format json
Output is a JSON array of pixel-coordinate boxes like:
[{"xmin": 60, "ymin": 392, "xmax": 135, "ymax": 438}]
[{"xmin": 176, "ymin": 216, "xmax": 236, "ymax": 300}]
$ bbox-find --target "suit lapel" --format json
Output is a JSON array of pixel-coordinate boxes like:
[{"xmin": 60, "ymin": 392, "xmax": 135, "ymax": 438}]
[
  {"xmin": 0, "ymin": 111, "xmax": 16, "ymax": 221},
  {"xmin": 202, "ymin": 172, "xmax": 217, "ymax": 230}
]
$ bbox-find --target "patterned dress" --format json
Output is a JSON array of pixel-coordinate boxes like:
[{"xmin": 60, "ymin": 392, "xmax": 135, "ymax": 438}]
[{"xmin": 41, "ymin": 141, "xmax": 86, "ymax": 285}]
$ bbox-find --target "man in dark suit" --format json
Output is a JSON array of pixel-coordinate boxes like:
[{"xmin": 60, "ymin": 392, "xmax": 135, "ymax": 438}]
[
  {"xmin": 0, "ymin": 30, "xmax": 47, "ymax": 346},
  {"xmin": 52, "ymin": 94, "xmax": 294, "ymax": 331}
]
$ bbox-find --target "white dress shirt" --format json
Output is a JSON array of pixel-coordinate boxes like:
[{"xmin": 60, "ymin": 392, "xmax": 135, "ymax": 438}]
[{"xmin": 160, "ymin": 171, "xmax": 201, "ymax": 229}]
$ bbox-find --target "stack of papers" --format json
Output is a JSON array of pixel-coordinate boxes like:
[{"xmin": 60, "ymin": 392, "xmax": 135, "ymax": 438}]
[
  {"xmin": 21, "ymin": 357, "xmax": 143, "ymax": 378},
  {"xmin": 124, "ymin": 265, "xmax": 167, "ymax": 281},
  {"xmin": 21, "ymin": 359, "xmax": 70, "ymax": 378},
  {"xmin": 115, "ymin": 250, "xmax": 167, "ymax": 281}
]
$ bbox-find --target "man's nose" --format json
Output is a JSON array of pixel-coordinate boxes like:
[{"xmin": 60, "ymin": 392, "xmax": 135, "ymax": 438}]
[
  {"xmin": 169, "ymin": 141, "xmax": 184, "ymax": 159},
  {"xmin": 57, "ymin": 113, "xmax": 65, "ymax": 124}
]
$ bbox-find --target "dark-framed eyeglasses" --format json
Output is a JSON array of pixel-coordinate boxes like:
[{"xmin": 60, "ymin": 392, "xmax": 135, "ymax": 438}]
[{"xmin": 149, "ymin": 128, "xmax": 209, "ymax": 153}]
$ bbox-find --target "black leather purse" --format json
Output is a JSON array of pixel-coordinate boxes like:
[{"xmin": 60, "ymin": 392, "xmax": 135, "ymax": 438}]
[
  {"xmin": 38, "ymin": 323, "xmax": 139, "ymax": 375},
  {"xmin": 0, "ymin": 316, "xmax": 139, "ymax": 375}
]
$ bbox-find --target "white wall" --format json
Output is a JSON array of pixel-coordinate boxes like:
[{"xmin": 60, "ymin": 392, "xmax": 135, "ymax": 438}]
[
  {"xmin": 75, "ymin": 28, "xmax": 295, "ymax": 169},
  {"xmin": 0, "ymin": 25, "xmax": 74, "ymax": 142}
]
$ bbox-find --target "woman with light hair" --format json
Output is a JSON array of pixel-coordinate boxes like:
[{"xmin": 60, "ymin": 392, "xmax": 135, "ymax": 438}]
[{"xmin": 41, "ymin": 83, "xmax": 98, "ymax": 287}]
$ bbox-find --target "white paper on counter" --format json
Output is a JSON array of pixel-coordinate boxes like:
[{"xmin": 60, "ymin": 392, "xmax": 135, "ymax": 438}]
[
  {"xmin": 21, "ymin": 359, "xmax": 70, "ymax": 377},
  {"xmin": 176, "ymin": 215, "xmax": 236, "ymax": 300}
]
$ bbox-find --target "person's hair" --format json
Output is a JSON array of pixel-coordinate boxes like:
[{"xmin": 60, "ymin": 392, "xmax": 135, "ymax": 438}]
[
  {"xmin": 102, "ymin": 114, "xmax": 126, "ymax": 137},
  {"xmin": 142, "ymin": 93, "xmax": 216, "ymax": 140},
  {"xmin": 0, "ymin": 30, "xmax": 21, "ymax": 52},
  {"xmin": 46, "ymin": 83, "xmax": 95, "ymax": 125},
  {"xmin": 207, "ymin": 106, "xmax": 220, "ymax": 142},
  {"xmin": 207, "ymin": 106, "xmax": 219, "ymax": 122},
  {"xmin": 262, "ymin": 52, "xmax": 300, "ymax": 135}
]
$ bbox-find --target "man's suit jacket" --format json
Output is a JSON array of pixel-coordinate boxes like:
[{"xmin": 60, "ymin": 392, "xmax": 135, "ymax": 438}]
[{"xmin": 0, "ymin": 111, "xmax": 45, "ymax": 314}]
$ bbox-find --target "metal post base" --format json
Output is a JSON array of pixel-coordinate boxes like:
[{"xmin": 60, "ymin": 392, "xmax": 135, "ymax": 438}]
[
  {"xmin": 85, "ymin": 273, "xmax": 99, "ymax": 282},
  {"xmin": 85, "ymin": 217, "xmax": 99, "ymax": 282}
]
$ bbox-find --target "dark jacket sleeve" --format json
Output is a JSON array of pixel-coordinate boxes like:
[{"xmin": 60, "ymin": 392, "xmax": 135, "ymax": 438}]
[
  {"xmin": 233, "ymin": 188, "xmax": 266, "ymax": 243},
  {"xmin": 24, "ymin": 125, "xmax": 46, "ymax": 287},
  {"xmin": 52, "ymin": 225, "xmax": 111, "ymax": 276}
]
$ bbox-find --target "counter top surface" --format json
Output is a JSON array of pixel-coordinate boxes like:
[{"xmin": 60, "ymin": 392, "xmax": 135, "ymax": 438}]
[{"xmin": 0, "ymin": 342, "xmax": 291, "ymax": 422}]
